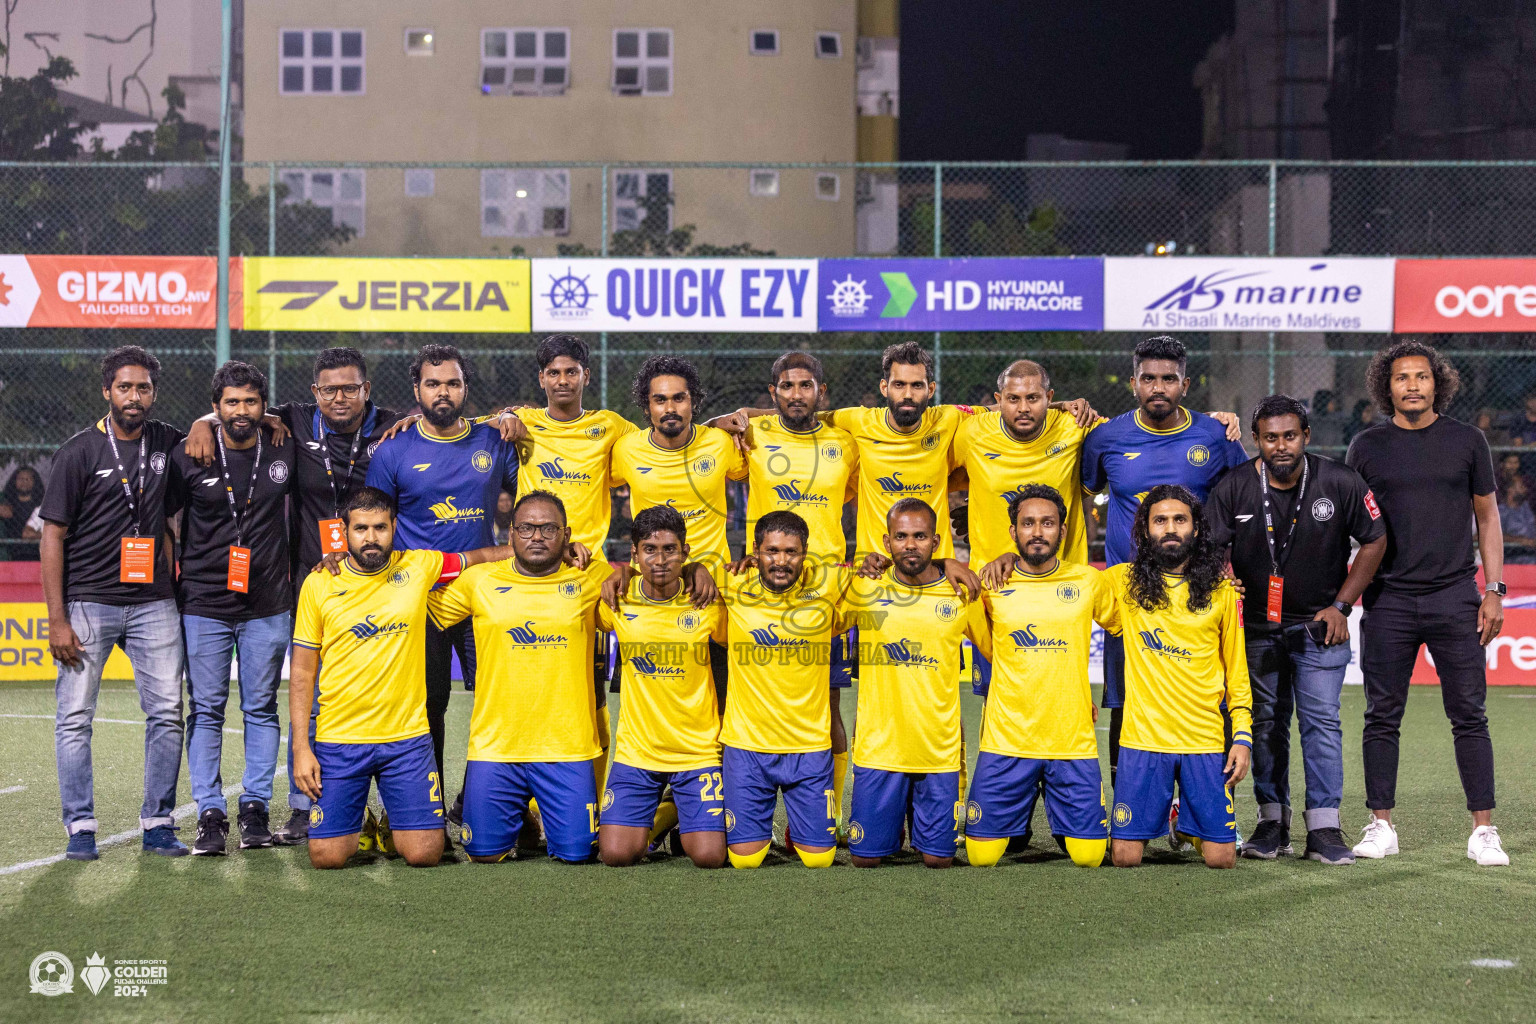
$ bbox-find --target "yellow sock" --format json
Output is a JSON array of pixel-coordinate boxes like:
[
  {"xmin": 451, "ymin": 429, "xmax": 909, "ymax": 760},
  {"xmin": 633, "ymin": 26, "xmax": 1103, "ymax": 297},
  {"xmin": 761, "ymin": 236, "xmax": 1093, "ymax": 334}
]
[
  {"xmin": 592, "ymin": 706, "xmax": 612, "ymax": 794},
  {"xmin": 966, "ymin": 836, "xmax": 1008, "ymax": 867},
  {"xmin": 832, "ymin": 751, "xmax": 849, "ymax": 824},
  {"xmin": 796, "ymin": 845, "xmax": 836, "ymax": 868},
  {"xmin": 1065, "ymin": 836, "xmax": 1107, "ymax": 868},
  {"xmin": 728, "ymin": 845, "xmax": 770, "ymax": 869},
  {"xmin": 649, "ymin": 798, "xmax": 680, "ymax": 844},
  {"xmin": 528, "ymin": 797, "xmax": 539, "ymax": 818}
]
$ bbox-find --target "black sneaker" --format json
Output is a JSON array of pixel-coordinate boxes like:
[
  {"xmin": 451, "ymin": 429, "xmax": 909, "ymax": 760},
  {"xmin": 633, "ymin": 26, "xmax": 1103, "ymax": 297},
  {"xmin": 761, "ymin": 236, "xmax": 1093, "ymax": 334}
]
[
  {"xmin": 237, "ymin": 801, "xmax": 274, "ymax": 849},
  {"xmin": 1305, "ymin": 827, "xmax": 1356, "ymax": 865},
  {"xmin": 1240, "ymin": 819, "xmax": 1293, "ymax": 859},
  {"xmin": 447, "ymin": 790, "xmax": 465, "ymax": 828},
  {"xmin": 192, "ymin": 809, "xmax": 228, "ymax": 856},
  {"xmin": 65, "ymin": 831, "xmax": 99, "ymax": 861},
  {"xmin": 272, "ymin": 808, "xmax": 310, "ymax": 845}
]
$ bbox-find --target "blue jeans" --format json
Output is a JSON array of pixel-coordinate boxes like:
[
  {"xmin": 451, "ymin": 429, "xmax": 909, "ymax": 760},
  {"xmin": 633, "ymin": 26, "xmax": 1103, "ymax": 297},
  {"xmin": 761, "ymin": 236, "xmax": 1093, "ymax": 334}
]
[
  {"xmin": 286, "ymin": 674, "xmax": 320, "ymax": 811},
  {"xmin": 1245, "ymin": 627, "xmax": 1351, "ymax": 831},
  {"xmin": 55, "ymin": 599, "xmax": 185, "ymax": 835},
  {"xmin": 184, "ymin": 612, "xmax": 291, "ymax": 815}
]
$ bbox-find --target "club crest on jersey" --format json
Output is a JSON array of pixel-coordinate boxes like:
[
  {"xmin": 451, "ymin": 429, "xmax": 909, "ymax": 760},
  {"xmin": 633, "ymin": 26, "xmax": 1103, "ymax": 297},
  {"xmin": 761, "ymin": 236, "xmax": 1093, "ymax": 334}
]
[
  {"xmin": 1186, "ymin": 444, "xmax": 1210, "ymax": 467},
  {"xmin": 1010, "ymin": 624, "xmax": 1067, "ymax": 650},
  {"xmin": 506, "ymin": 620, "xmax": 568, "ymax": 648},
  {"xmin": 268, "ymin": 461, "xmax": 289, "ymax": 483},
  {"xmin": 880, "ymin": 638, "xmax": 939, "ymax": 666},
  {"xmin": 1311, "ymin": 497, "xmax": 1335, "ymax": 522},
  {"xmin": 1112, "ymin": 802, "xmax": 1133, "ymax": 827},
  {"xmin": 428, "ymin": 496, "xmax": 486, "ymax": 522},
  {"xmin": 1056, "ymin": 582, "xmax": 1081, "ymax": 603},
  {"xmin": 873, "ymin": 470, "xmax": 927, "ymax": 494},
  {"xmin": 966, "ymin": 800, "xmax": 983, "ymax": 825},
  {"xmin": 150, "ymin": 452, "xmax": 167, "ymax": 474},
  {"xmin": 921, "ymin": 433, "xmax": 940, "ymax": 451},
  {"xmin": 848, "ymin": 820, "xmax": 866, "ymax": 844},
  {"xmin": 1137, "ymin": 627, "xmax": 1193, "ymax": 662},
  {"xmin": 820, "ymin": 442, "xmax": 843, "ymax": 462},
  {"xmin": 471, "ymin": 450, "xmax": 493, "ymax": 473},
  {"xmin": 934, "ymin": 599, "xmax": 959, "ymax": 622},
  {"xmin": 538, "ymin": 457, "xmax": 592, "ymax": 482},
  {"xmin": 387, "ymin": 568, "xmax": 411, "ymax": 588},
  {"xmin": 693, "ymin": 455, "xmax": 717, "ymax": 475},
  {"xmin": 584, "ymin": 423, "xmax": 606, "ymax": 439},
  {"xmin": 309, "ymin": 806, "xmax": 324, "ymax": 826},
  {"xmin": 1047, "ymin": 442, "xmax": 1066, "ymax": 457},
  {"xmin": 601, "ymin": 789, "xmax": 615, "ymax": 812},
  {"xmin": 676, "ymin": 611, "xmax": 701, "ymax": 632},
  {"xmin": 724, "ymin": 809, "xmax": 736, "ymax": 832},
  {"xmin": 557, "ymin": 581, "xmax": 580, "ymax": 599},
  {"xmin": 348, "ymin": 614, "xmax": 409, "ymax": 640}
]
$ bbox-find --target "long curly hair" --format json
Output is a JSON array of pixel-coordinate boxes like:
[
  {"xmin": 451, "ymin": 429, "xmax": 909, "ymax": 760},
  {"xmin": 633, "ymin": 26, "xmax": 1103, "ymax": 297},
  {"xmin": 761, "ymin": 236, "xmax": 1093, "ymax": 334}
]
[
  {"xmin": 1128, "ymin": 484, "xmax": 1227, "ymax": 613},
  {"xmin": 1366, "ymin": 339, "xmax": 1460, "ymax": 416}
]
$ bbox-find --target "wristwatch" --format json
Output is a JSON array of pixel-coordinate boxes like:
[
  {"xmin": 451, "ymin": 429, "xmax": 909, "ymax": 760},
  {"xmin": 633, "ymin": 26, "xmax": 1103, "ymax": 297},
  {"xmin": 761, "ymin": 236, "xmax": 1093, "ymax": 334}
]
[
  {"xmin": 1485, "ymin": 581, "xmax": 1507, "ymax": 597},
  {"xmin": 1331, "ymin": 600, "xmax": 1351, "ymax": 616}
]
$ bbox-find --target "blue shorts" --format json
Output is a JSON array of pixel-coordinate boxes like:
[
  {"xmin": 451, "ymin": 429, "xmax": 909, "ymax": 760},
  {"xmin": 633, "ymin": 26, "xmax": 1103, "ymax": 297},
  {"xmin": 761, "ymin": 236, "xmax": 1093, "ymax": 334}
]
[
  {"xmin": 965, "ymin": 752, "xmax": 1107, "ymax": 840},
  {"xmin": 1111, "ymin": 748, "xmax": 1236, "ymax": 843},
  {"xmin": 309, "ymin": 734, "xmax": 444, "ymax": 839},
  {"xmin": 831, "ymin": 630, "xmax": 853, "ymax": 689},
  {"xmin": 603, "ymin": 761, "xmax": 725, "ymax": 835},
  {"xmin": 721, "ymin": 745, "xmax": 835, "ymax": 847},
  {"xmin": 1101, "ymin": 632, "xmax": 1125, "ymax": 708},
  {"xmin": 971, "ymin": 645, "xmax": 994, "ymax": 697},
  {"xmin": 848, "ymin": 764, "xmax": 962, "ymax": 858},
  {"xmin": 462, "ymin": 760, "xmax": 598, "ymax": 862}
]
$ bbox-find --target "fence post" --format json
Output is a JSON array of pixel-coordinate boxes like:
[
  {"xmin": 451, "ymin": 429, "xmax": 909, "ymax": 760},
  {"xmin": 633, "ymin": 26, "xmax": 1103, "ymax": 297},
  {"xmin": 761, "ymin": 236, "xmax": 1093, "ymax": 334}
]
[
  {"xmin": 214, "ymin": 0, "xmax": 234, "ymax": 367},
  {"xmin": 267, "ymin": 162, "xmax": 277, "ymax": 403},
  {"xmin": 933, "ymin": 163, "xmax": 943, "ymax": 400},
  {"xmin": 1267, "ymin": 160, "xmax": 1277, "ymax": 395},
  {"xmin": 600, "ymin": 163, "xmax": 610, "ymax": 410}
]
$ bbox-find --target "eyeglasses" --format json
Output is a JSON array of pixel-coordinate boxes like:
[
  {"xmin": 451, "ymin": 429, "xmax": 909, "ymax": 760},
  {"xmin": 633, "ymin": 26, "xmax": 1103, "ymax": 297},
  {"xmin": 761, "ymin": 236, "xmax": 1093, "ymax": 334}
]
[
  {"xmin": 314, "ymin": 384, "xmax": 364, "ymax": 399},
  {"xmin": 513, "ymin": 523, "xmax": 563, "ymax": 539}
]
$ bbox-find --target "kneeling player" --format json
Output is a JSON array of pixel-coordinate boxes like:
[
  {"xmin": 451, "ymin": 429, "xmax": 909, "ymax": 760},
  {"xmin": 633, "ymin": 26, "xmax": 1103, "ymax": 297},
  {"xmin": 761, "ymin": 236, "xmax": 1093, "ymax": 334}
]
[
  {"xmin": 720, "ymin": 512, "xmax": 854, "ymax": 868},
  {"xmin": 841, "ymin": 499, "xmax": 988, "ymax": 868},
  {"xmin": 597, "ymin": 506, "xmax": 729, "ymax": 868},
  {"xmin": 1106, "ymin": 486, "xmax": 1251, "ymax": 870},
  {"xmin": 966, "ymin": 486, "xmax": 1118, "ymax": 869},
  {"xmin": 428, "ymin": 491, "xmax": 613, "ymax": 864},
  {"xmin": 290, "ymin": 487, "xmax": 519, "ymax": 869}
]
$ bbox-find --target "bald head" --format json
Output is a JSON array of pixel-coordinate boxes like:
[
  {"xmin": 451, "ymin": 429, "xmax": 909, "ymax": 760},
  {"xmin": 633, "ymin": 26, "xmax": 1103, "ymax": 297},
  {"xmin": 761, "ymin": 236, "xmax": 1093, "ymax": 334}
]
[
  {"xmin": 996, "ymin": 359, "xmax": 1051, "ymax": 392},
  {"xmin": 995, "ymin": 359, "xmax": 1054, "ymax": 443}
]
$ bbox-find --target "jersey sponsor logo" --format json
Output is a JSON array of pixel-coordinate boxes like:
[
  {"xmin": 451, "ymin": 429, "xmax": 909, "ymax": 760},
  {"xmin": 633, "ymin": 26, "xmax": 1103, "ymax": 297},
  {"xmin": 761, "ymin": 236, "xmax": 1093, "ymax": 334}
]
[
  {"xmin": 662, "ymin": 497, "xmax": 706, "ymax": 521},
  {"xmin": 935, "ymin": 599, "xmax": 958, "ymax": 622},
  {"xmin": 1136, "ymin": 627, "xmax": 1193, "ymax": 662},
  {"xmin": 388, "ymin": 568, "xmax": 411, "ymax": 588},
  {"xmin": 878, "ymin": 638, "xmax": 939, "ymax": 667},
  {"xmin": 629, "ymin": 652, "xmax": 685, "ymax": 676},
  {"xmin": 1235, "ymin": 513, "xmax": 1254, "ymax": 522},
  {"xmin": 94, "ymin": 467, "xmax": 114, "ymax": 478},
  {"xmin": 471, "ymin": 450, "xmax": 493, "ymax": 473},
  {"xmin": 770, "ymin": 479, "xmax": 830, "ymax": 505},
  {"xmin": 1056, "ymin": 582, "xmax": 1081, "ymax": 603},
  {"xmin": 1121, "ymin": 452, "xmax": 1142, "ymax": 460},
  {"xmin": 873, "ymin": 470, "xmax": 928, "ymax": 495},
  {"xmin": 636, "ymin": 466, "xmax": 653, "ymax": 474},
  {"xmin": 427, "ymin": 495, "xmax": 486, "ymax": 523},
  {"xmin": 201, "ymin": 476, "xmax": 220, "ymax": 487},
  {"xmin": 1112, "ymin": 802, "xmax": 1133, "ymax": 827},
  {"xmin": 305, "ymin": 440, "xmax": 323, "ymax": 450},
  {"xmin": 983, "ymin": 452, "xmax": 1001, "ymax": 460},
  {"xmin": 505, "ymin": 620, "xmax": 568, "ymax": 648},
  {"xmin": 747, "ymin": 623, "xmax": 807, "ymax": 648},
  {"xmin": 1009, "ymin": 624, "xmax": 1068, "ymax": 650},
  {"xmin": 1186, "ymin": 445, "xmax": 1210, "ymax": 467},
  {"xmin": 413, "ymin": 463, "xmax": 432, "ymax": 472},
  {"xmin": 347, "ymin": 614, "xmax": 410, "ymax": 640},
  {"xmin": 1312, "ymin": 497, "xmax": 1335, "ymax": 522},
  {"xmin": 1363, "ymin": 489, "xmax": 1381, "ymax": 519},
  {"xmin": 150, "ymin": 453, "xmax": 166, "ymax": 474}
]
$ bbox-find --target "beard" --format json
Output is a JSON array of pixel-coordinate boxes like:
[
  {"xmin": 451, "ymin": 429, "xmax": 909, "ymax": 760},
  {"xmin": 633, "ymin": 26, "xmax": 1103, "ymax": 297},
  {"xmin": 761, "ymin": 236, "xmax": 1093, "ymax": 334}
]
[
  {"xmin": 655, "ymin": 414, "xmax": 688, "ymax": 438},
  {"xmin": 1019, "ymin": 538, "xmax": 1062, "ymax": 567},
  {"xmin": 222, "ymin": 415, "xmax": 258, "ymax": 443},
  {"xmin": 777, "ymin": 401, "xmax": 816, "ymax": 432},
  {"xmin": 1152, "ymin": 534, "xmax": 1193, "ymax": 569},
  {"xmin": 110, "ymin": 404, "xmax": 146, "ymax": 431},
  {"xmin": 423, "ymin": 398, "xmax": 465, "ymax": 429},
  {"xmin": 889, "ymin": 399, "xmax": 925, "ymax": 429},
  {"xmin": 352, "ymin": 543, "xmax": 389, "ymax": 572},
  {"xmin": 1263, "ymin": 454, "xmax": 1302, "ymax": 482}
]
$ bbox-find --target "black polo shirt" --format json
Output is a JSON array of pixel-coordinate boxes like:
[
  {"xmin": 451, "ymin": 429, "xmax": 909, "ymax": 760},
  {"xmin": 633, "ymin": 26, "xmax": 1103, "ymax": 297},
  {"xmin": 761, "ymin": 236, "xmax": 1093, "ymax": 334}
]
[{"xmin": 1206, "ymin": 453, "xmax": 1385, "ymax": 634}]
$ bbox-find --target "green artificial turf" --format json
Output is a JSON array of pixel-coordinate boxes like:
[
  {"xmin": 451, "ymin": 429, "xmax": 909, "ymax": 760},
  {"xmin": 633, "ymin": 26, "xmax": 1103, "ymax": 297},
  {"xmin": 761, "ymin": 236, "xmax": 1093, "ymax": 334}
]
[{"xmin": 0, "ymin": 681, "xmax": 1532, "ymax": 1023}]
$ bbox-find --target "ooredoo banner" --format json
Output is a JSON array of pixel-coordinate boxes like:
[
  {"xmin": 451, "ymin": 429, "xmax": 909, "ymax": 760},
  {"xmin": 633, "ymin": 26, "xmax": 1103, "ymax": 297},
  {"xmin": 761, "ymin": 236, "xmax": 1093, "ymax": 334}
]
[
  {"xmin": 531, "ymin": 258, "xmax": 818, "ymax": 332},
  {"xmin": 1394, "ymin": 258, "xmax": 1536, "ymax": 332},
  {"xmin": 243, "ymin": 257, "xmax": 530, "ymax": 332},
  {"xmin": 0, "ymin": 254, "xmax": 227, "ymax": 329},
  {"xmin": 817, "ymin": 257, "xmax": 1103, "ymax": 331}
]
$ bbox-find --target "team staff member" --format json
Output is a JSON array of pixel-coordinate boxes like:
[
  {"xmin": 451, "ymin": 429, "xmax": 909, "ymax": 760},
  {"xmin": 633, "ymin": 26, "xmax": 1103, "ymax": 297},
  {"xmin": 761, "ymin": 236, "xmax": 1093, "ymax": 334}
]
[
  {"xmin": 967, "ymin": 486, "xmax": 1119, "ymax": 870},
  {"xmin": 170, "ymin": 362, "xmax": 296, "ymax": 856},
  {"xmin": 1206, "ymin": 395, "xmax": 1386, "ymax": 866},
  {"xmin": 1107, "ymin": 486, "xmax": 1251, "ymax": 870},
  {"xmin": 1345, "ymin": 341, "xmax": 1509, "ymax": 867},
  {"xmin": 43, "ymin": 346, "xmax": 189, "ymax": 861}
]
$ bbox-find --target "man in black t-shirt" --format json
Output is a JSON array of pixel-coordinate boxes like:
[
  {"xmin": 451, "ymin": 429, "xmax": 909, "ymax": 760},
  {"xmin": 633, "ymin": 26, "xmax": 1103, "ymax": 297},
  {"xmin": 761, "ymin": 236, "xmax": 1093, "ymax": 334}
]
[
  {"xmin": 1345, "ymin": 340, "xmax": 1509, "ymax": 867},
  {"xmin": 170, "ymin": 362, "xmax": 296, "ymax": 857},
  {"xmin": 1207, "ymin": 395, "xmax": 1386, "ymax": 866},
  {"xmin": 41, "ymin": 346, "xmax": 189, "ymax": 861}
]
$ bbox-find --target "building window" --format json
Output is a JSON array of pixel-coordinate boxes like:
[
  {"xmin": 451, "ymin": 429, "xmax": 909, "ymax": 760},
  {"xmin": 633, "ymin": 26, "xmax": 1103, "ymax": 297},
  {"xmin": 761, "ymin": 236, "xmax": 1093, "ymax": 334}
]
[
  {"xmin": 279, "ymin": 29, "xmax": 365, "ymax": 94},
  {"xmin": 613, "ymin": 29, "xmax": 672, "ymax": 95},
  {"xmin": 750, "ymin": 30, "xmax": 779, "ymax": 55},
  {"xmin": 816, "ymin": 32, "xmax": 842, "ymax": 58},
  {"xmin": 612, "ymin": 170, "xmax": 672, "ymax": 232},
  {"xmin": 481, "ymin": 28, "xmax": 570, "ymax": 95},
  {"xmin": 482, "ymin": 169, "xmax": 570, "ymax": 237},
  {"xmin": 280, "ymin": 169, "xmax": 365, "ymax": 235},
  {"xmin": 749, "ymin": 169, "xmax": 780, "ymax": 197},
  {"xmin": 815, "ymin": 172, "xmax": 840, "ymax": 201},
  {"xmin": 404, "ymin": 169, "xmax": 435, "ymax": 197},
  {"xmin": 404, "ymin": 29, "xmax": 434, "ymax": 56}
]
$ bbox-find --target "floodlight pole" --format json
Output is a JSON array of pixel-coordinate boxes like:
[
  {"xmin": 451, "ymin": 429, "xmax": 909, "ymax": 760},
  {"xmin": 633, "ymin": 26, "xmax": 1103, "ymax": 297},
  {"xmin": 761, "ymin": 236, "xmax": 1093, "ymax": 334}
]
[{"xmin": 214, "ymin": 0, "xmax": 234, "ymax": 367}]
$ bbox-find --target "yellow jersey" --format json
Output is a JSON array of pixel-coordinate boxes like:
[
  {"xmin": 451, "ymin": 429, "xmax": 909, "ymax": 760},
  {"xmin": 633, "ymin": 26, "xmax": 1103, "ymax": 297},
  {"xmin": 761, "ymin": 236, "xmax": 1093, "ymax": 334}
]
[
  {"xmin": 428, "ymin": 559, "xmax": 613, "ymax": 762},
  {"xmin": 952, "ymin": 409, "xmax": 1099, "ymax": 566},
  {"xmin": 596, "ymin": 579, "xmax": 727, "ymax": 772},
  {"xmin": 293, "ymin": 549, "xmax": 448, "ymax": 745},
  {"xmin": 1103, "ymin": 562, "xmax": 1253, "ymax": 755},
  {"xmin": 719, "ymin": 564, "xmax": 854, "ymax": 754},
  {"xmin": 841, "ymin": 573, "xmax": 989, "ymax": 773},
  {"xmin": 514, "ymin": 407, "xmax": 638, "ymax": 553},
  {"xmin": 980, "ymin": 560, "xmax": 1119, "ymax": 760},
  {"xmin": 744, "ymin": 414, "xmax": 858, "ymax": 564},
  {"xmin": 610, "ymin": 424, "xmax": 747, "ymax": 574},
  {"xmin": 825, "ymin": 404, "xmax": 976, "ymax": 560}
]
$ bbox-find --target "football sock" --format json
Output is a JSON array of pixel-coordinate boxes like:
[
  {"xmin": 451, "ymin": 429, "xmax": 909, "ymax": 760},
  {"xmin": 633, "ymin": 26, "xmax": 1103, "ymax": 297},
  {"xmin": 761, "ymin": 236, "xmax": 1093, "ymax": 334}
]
[
  {"xmin": 965, "ymin": 836, "xmax": 1008, "ymax": 867},
  {"xmin": 832, "ymin": 751, "xmax": 849, "ymax": 824},
  {"xmin": 649, "ymin": 798, "xmax": 680, "ymax": 844},
  {"xmin": 796, "ymin": 845, "xmax": 836, "ymax": 869},
  {"xmin": 1065, "ymin": 836, "xmax": 1107, "ymax": 868},
  {"xmin": 728, "ymin": 845, "xmax": 769, "ymax": 870}
]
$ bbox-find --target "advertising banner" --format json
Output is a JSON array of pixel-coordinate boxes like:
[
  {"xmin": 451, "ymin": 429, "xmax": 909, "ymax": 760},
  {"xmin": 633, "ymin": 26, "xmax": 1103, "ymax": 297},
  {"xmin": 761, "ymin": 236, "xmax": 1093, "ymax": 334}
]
[
  {"xmin": 531, "ymin": 258, "xmax": 818, "ymax": 332},
  {"xmin": 0, "ymin": 604, "xmax": 133, "ymax": 681},
  {"xmin": 1394, "ymin": 258, "xmax": 1536, "ymax": 332},
  {"xmin": 0, "ymin": 255, "xmax": 226, "ymax": 329},
  {"xmin": 243, "ymin": 257, "xmax": 530, "ymax": 332},
  {"xmin": 817, "ymin": 257, "xmax": 1103, "ymax": 331},
  {"xmin": 1103, "ymin": 257, "xmax": 1396, "ymax": 332}
]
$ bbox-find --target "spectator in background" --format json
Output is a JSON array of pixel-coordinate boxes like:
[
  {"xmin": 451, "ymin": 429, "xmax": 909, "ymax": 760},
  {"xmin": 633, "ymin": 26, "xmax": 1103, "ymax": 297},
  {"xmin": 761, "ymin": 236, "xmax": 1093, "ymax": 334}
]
[
  {"xmin": 1499, "ymin": 474, "xmax": 1536, "ymax": 565},
  {"xmin": 1343, "ymin": 398, "xmax": 1376, "ymax": 445},
  {"xmin": 493, "ymin": 488, "xmax": 515, "ymax": 545},
  {"xmin": 0, "ymin": 465, "xmax": 44, "ymax": 560},
  {"xmin": 1310, "ymin": 389, "xmax": 1346, "ymax": 449},
  {"xmin": 859, "ymin": 391, "xmax": 879, "ymax": 408},
  {"xmin": 1510, "ymin": 393, "xmax": 1536, "ymax": 447},
  {"xmin": 1474, "ymin": 409, "xmax": 1507, "ymax": 446},
  {"xmin": 1497, "ymin": 453, "xmax": 1529, "ymax": 495}
]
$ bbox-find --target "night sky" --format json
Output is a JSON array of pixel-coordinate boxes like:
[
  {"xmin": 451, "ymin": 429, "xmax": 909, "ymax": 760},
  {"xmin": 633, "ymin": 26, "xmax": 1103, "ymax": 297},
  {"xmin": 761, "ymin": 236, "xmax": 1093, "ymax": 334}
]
[{"xmin": 901, "ymin": 3, "xmax": 1234, "ymax": 160}]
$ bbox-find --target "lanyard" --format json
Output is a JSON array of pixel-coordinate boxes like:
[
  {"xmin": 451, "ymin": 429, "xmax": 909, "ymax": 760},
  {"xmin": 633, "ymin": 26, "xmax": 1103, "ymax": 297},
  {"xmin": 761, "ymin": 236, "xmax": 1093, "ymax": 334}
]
[
  {"xmin": 101, "ymin": 417, "xmax": 148, "ymax": 537},
  {"xmin": 315, "ymin": 405, "xmax": 375, "ymax": 517},
  {"xmin": 1259, "ymin": 454, "xmax": 1308, "ymax": 576},
  {"xmin": 215, "ymin": 427, "xmax": 262, "ymax": 548}
]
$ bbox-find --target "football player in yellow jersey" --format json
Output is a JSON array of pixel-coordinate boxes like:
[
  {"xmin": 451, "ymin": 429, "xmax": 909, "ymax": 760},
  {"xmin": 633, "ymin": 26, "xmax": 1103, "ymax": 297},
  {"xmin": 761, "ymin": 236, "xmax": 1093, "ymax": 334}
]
[
  {"xmin": 965, "ymin": 485, "xmax": 1120, "ymax": 869},
  {"xmin": 842, "ymin": 499, "xmax": 990, "ymax": 869},
  {"xmin": 1106, "ymin": 485, "xmax": 1252, "ymax": 870},
  {"xmin": 289, "ymin": 486, "xmax": 521, "ymax": 869},
  {"xmin": 427, "ymin": 490, "xmax": 613, "ymax": 864},
  {"xmin": 596, "ymin": 505, "xmax": 729, "ymax": 869},
  {"xmin": 719, "ymin": 511, "xmax": 854, "ymax": 869}
]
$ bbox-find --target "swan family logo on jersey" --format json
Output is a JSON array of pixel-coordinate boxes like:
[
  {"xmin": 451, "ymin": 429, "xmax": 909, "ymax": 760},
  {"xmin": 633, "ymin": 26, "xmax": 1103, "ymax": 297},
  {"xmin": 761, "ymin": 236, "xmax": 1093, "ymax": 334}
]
[
  {"xmin": 878, "ymin": 638, "xmax": 939, "ymax": 667},
  {"xmin": 1137, "ymin": 627, "xmax": 1193, "ymax": 662},
  {"xmin": 506, "ymin": 621, "xmax": 568, "ymax": 648},
  {"xmin": 428, "ymin": 496, "xmax": 486, "ymax": 523},
  {"xmin": 347, "ymin": 614, "xmax": 409, "ymax": 641},
  {"xmin": 1010, "ymin": 625, "xmax": 1068, "ymax": 650}
]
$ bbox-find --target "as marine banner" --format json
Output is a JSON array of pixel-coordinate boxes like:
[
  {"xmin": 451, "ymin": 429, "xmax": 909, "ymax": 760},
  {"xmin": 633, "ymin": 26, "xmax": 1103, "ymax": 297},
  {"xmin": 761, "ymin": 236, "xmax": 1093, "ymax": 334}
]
[{"xmin": 243, "ymin": 257, "xmax": 531, "ymax": 332}]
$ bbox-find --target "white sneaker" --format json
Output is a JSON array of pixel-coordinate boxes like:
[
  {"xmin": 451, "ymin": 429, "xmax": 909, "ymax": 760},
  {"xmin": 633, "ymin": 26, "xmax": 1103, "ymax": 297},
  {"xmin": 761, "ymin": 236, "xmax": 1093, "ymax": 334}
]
[
  {"xmin": 1467, "ymin": 825, "xmax": 1510, "ymax": 867},
  {"xmin": 1352, "ymin": 818, "xmax": 1399, "ymax": 858}
]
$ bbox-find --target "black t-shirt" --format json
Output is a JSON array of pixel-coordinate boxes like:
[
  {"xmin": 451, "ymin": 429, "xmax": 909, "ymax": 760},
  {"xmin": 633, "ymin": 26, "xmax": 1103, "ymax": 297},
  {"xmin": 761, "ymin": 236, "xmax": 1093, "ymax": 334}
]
[
  {"xmin": 168, "ymin": 426, "xmax": 294, "ymax": 621},
  {"xmin": 1345, "ymin": 415, "xmax": 1496, "ymax": 595},
  {"xmin": 40, "ymin": 418, "xmax": 184, "ymax": 605},
  {"xmin": 276, "ymin": 401, "xmax": 399, "ymax": 587},
  {"xmin": 1207, "ymin": 453, "xmax": 1386, "ymax": 632}
]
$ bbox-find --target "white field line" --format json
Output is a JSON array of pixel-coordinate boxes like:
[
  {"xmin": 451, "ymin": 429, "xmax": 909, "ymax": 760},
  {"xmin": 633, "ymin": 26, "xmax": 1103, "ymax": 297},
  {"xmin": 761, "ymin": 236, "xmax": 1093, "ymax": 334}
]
[
  {"xmin": 1, "ymin": 712, "xmax": 261, "ymax": 735},
  {"xmin": 0, "ymin": 786, "xmax": 24, "ymax": 796}
]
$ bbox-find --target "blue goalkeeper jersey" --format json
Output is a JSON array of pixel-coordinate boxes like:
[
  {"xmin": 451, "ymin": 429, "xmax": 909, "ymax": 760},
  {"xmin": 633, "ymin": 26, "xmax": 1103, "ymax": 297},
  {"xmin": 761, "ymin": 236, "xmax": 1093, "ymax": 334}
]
[
  {"xmin": 1081, "ymin": 408, "xmax": 1247, "ymax": 566},
  {"xmin": 364, "ymin": 420, "xmax": 519, "ymax": 553}
]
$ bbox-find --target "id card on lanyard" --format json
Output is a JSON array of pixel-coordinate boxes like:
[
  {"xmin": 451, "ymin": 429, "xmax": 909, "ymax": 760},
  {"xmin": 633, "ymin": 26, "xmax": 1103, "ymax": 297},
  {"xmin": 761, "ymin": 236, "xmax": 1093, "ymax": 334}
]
[
  {"xmin": 1259, "ymin": 456, "xmax": 1307, "ymax": 624},
  {"xmin": 317, "ymin": 407, "xmax": 373, "ymax": 554},
  {"xmin": 104, "ymin": 419, "xmax": 152, "ymax": 584},
  {"xmin": 216, "ymin": 428, "xmax": 262, "ymax": 593}
]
